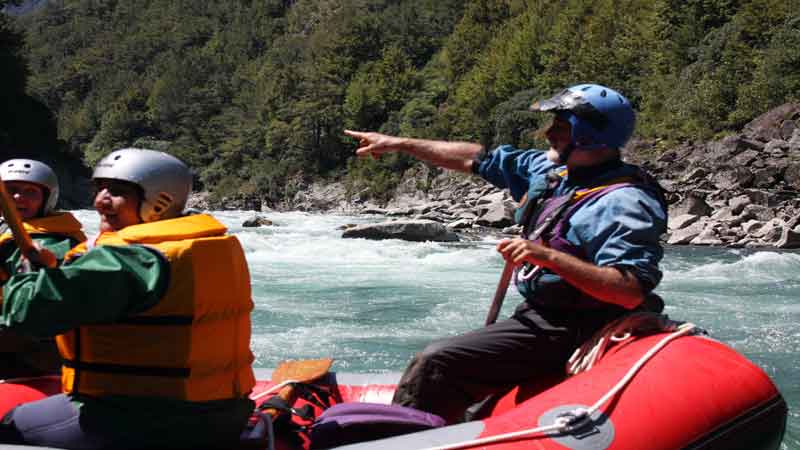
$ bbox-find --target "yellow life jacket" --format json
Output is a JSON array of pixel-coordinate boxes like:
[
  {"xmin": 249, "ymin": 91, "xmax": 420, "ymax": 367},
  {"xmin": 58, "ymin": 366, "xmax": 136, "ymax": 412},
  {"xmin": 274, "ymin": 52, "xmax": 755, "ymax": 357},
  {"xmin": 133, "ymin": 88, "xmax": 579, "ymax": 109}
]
[
  {"xmin": 57, "ymin": 214, "xmax": 256, "ymax": 401},
  {"xmin": 0, "ymin": 212, "xmax": 86, "ymax": 249},
  {"xmin": 0, "ymin": 212, "xmax": 86, "ymax": 285}
]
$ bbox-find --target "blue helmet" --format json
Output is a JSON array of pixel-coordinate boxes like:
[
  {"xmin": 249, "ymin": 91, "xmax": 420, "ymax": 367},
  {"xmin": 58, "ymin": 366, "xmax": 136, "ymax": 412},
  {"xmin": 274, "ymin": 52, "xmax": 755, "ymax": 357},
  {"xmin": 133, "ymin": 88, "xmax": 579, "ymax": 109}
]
[{"xmin": 530, "ymin": 84, "xmax": 635, "ymax": 150}]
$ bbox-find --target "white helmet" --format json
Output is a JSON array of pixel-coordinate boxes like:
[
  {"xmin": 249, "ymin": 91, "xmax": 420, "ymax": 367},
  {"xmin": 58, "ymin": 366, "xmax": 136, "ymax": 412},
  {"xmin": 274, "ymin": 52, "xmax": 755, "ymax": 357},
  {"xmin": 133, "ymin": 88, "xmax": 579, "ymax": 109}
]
[
  {"xmin": 93, "ymin": 148, "xmax": 192, "ymax": 222},
  {"xmin": 0, "ymin": 158, "xmax": 59, "ymax": 215}
]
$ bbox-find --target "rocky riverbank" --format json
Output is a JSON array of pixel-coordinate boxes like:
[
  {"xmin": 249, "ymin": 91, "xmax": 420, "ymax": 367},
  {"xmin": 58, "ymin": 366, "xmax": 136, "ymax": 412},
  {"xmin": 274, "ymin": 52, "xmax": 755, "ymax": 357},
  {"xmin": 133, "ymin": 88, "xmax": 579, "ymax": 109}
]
[{"xmin": 192, "ymin": 103, "xmax": 800, "ymax": 248}]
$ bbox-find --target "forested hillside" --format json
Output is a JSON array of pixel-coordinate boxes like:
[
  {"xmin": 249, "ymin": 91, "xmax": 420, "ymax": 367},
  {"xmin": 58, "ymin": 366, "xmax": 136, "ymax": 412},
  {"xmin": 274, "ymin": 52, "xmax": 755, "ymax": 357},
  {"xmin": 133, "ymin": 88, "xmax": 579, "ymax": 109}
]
[{"xmin": 2, "ymin": 0, "xmax": 798, "ymax": 207}]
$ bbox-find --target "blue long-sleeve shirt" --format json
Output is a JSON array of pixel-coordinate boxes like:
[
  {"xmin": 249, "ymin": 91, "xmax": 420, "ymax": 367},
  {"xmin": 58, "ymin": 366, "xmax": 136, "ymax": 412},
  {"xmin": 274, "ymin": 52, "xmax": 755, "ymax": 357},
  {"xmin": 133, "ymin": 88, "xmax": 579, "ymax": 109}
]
[{"xmin": 477, "ymin": 145, "xmax": 667, "ymax": 304}]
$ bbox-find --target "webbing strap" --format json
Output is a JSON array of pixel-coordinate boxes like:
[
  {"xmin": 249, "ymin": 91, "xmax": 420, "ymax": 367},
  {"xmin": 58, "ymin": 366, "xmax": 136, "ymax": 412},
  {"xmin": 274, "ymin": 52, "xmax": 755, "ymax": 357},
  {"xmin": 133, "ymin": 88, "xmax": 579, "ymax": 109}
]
[
  {"xmin": 62, "ymin": 359, "xmax": 191, "ymax": 378},
  {"xmin": 114, "ymin": 315, "xmax": 193, "ymax": 326}
]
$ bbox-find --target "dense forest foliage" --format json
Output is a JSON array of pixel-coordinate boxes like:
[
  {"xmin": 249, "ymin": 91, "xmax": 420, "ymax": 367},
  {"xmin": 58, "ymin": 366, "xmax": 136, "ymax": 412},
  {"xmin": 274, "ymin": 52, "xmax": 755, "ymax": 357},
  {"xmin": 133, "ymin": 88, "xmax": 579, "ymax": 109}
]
[{"xmin": 2, "ymin": 0, "xmax": 798, "ymax": 205}]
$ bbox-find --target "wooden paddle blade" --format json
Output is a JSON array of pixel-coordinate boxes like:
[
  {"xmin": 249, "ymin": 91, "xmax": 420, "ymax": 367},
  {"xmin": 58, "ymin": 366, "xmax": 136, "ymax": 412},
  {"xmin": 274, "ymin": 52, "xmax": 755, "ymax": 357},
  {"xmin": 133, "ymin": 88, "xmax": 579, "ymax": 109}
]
[
  {"xmin": 260, "ymin": 359, "xmax": 334, "ymax": 420},
  {"xmin": 272, "ymin": 358, "xmax": 333, "ymax": 384}
]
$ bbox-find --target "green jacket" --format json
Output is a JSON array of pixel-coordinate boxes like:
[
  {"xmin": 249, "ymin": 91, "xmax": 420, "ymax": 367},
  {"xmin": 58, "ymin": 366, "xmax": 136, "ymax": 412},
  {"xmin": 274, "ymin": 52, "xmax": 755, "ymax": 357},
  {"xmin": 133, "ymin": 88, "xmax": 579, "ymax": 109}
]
[
  {"xmin": 1, "ymin": 216, "xmax": 86, "ymax": 377},
  {"xmin": 1, "ymin": 244, "xmax": 253, "ymax": 448}
]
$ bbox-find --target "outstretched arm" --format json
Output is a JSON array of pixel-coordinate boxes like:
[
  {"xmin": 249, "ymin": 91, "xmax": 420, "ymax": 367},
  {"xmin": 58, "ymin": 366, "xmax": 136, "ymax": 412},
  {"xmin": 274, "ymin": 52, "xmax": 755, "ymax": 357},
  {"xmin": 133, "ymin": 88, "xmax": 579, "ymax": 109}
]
[{"xmin": 344, "ymin": 130, "xmax": 484, "ymax": 174}]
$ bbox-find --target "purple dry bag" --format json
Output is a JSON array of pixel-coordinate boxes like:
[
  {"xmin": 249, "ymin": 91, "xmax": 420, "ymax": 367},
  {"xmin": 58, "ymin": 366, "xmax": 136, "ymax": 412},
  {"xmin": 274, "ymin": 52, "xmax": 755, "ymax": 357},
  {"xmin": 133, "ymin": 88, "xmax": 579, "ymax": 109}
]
[{"xmin": 309, "ymin": 402, "xmax": 445, "ymax": 449}]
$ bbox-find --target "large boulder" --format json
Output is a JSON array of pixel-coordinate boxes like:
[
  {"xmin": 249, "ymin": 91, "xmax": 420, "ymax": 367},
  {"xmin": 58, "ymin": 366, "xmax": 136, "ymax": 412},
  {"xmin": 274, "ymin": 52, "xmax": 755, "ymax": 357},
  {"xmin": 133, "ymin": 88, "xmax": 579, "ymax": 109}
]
[
  {"xmin": 776, "ymin": 226, "xmax": 800, "ymax": 249},
  {"xmin": 690, "ymin": 223, "xmax": 724, "ymax": 246},
  {"xmin": 475, "ymin": 200, "xmax": 516, "ymax": 228},
  {"xmin": 743, "ymin": 103, "xmax": 800, "ymax": 142},
  {"xmin": 783, "ymin": 163, "xmax": 800, "ymax": 190},
  {"xmin": 341, "ymin": 220, "xmax": 459, "ymax": 242},
  {"xmin": 242, "ymin": 216, "xmax": 273, "ymax": 228},
  {"xmin": 669, "ymin": 214, "xmax": 702, "ymax": 231},
  {"xmin": 667, "ymin": 219, "xmax": 708, "ymax": 245},
  {"xmin": 670, "ymin": 193, "xmax": 713, "ymax": 217}
]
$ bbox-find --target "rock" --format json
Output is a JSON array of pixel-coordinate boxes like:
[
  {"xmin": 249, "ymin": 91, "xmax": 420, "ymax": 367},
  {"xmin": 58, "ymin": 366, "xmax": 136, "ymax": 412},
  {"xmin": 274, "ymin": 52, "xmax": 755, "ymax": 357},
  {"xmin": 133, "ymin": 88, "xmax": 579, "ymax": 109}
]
[
  {"xmin": 728, "ymin": 195, "xmax": 751, "ymax": 215},
  {"xmin": 727, "ymin": 209, "xmax": 757, "ymax": 227},
  {"xmin": 741, "ymin": 220, "xmax": 765, "ymax": 235},
  {"xmin": 242, "ymin": 216, "xmax": 273, "ymax": 227},
  {"xmin": 731, "ymin": 149, "xmax": 760, "ymax": 167},
  {"xmin": 710, "ymin": 207, "xmax": 736, "ymax": 222},
  {"xmin": 451, "ymin": 209, "xmax": 478, "ymax": 220},
  {"xmin": 680, "ymin": 167, "xmax": 709, "ymax": 182},
  {"xmin": 501, "ymin": 224, "xmax": 523, "ymax": 235},
  {"xmin": 690, "ymin": 224, "xmax": 724, "ymax": 246},
  {"xmin": 386, "ymin": 208, "xmax": 413, "ymax": 216},
  {"xmin": 743, "ymin": 103, "xmax": 800, "ymax": 142},
  {"xmin": 781, "ymin": 119, "xmax": 798, "ymax": 141},
  {"xmin": 290, "ymin": 181, "xmax": 363, "ymax": 213},
  {"xmin": 446, "ymin": 219, "xmax": 474, "ymax": 230},
  {"xmin": 361, "ymin": 207, "xmax": 387, "ymax": 215},
  {"xmin": 667, "ymin": 220, "xmax": 708, "ymax": 245},
  {"xmin": 669, "ymin": 214, "xmax": 701, "ymax": 231},
  {"xmin": 791, "ymin": 128, "xmax": 800, "ymax": 146},
  {"xmin": 755, "ymin": 219, "xmax": 786, "ymax": 243},
  {"xmin": 221, "ymin": 195, "xmax": 267, "ymax": 211},
  {"xmin": 186, "ymin": 192, "xmax": 210, "ymax": 211},
  {"xmin": 783, "ymin": 163, "xmax": 800, "ymax": 191},
  {"xmin": 742, "ymin": 204, "xmax": 774, "ymax": 221},
  {"xmin": 712, "ymin": 167, "xmax": 754, "ymax": 190},
  {"xmin": 341, "ymin": 220, "xmax": 459, "ymax": 242},
  {"xmin": 764, "ymin": 139, "xmax": 789, "ymax": 158},
  {"xmin": 752, "ymin": 166, "xmax": 781, "ymax": 188},
  {"xmin": 475, "ymin": 200, "xmax": 515, "ymax": 228},
  {"xmin": 476, "ymin": 191, "xmax": 506, "ymax": 206},
  {"xmin": 417, "ymin": 212, "xmax": 451, "ymax": 223},
  {"xmin": 787, "ymin": 212, "xmax": 800, "ymax": 229},
  {"xmin": 775, "ymin": 226, "xmax": 800, "ymax": 249},
  {"xmin": 670, "ymin": 194, "xmax": 713, "ymax": 217},
  {"xmin": 708, "ymin": 135, "xmax": 749, "ymax": 164}
]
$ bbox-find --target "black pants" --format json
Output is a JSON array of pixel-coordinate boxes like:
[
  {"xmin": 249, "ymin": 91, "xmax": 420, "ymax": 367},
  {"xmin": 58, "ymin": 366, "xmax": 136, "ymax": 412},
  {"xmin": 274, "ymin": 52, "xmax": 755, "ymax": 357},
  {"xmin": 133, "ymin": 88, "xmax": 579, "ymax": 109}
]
[{"xmin": 391, "ymin": 303, "xmax": 624, "ymax": 424}]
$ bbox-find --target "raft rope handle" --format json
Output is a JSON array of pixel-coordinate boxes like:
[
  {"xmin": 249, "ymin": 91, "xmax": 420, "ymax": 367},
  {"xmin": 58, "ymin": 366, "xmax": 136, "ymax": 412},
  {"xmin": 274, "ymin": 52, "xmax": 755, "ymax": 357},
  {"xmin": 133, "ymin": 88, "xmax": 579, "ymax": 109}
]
[
  {"xmin": 567, "ymin": 330, "xmax": 633, "ymax": 375},
  {"xmin": 415, "ymin": 323, "xmax": 697, "ymax": 450}
]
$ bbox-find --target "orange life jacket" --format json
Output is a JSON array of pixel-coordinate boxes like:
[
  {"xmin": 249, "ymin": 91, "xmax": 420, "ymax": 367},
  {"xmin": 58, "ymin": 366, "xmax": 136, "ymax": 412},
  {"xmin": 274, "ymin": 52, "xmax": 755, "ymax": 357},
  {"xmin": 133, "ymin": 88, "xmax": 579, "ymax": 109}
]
[{"xmin": 57, "ymin": 214, "xmax": 255, "ymax": 401}]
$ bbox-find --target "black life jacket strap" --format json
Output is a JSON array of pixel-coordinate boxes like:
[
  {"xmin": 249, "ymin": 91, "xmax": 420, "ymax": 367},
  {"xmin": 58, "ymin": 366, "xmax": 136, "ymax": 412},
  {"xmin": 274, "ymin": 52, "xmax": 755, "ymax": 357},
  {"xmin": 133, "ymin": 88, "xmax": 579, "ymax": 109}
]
[
  {"xmin": 62, "ymin": 358, "xmax": 191, "ymax": 378},
  {"xmin": 113, "ymin": 315, "xmax": 194, "ymax": 326},
  {"xmin": 258, "ymin": 393, "xmax": 316, "ymax": 421}
]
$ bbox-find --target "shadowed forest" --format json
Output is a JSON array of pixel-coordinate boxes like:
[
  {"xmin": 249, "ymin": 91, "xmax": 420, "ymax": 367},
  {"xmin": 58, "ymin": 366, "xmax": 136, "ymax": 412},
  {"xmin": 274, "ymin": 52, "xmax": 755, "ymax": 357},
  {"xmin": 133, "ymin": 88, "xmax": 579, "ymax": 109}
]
[{"xmin": 1, "ymin": 0, "xmax": 798, "ymax": 205}]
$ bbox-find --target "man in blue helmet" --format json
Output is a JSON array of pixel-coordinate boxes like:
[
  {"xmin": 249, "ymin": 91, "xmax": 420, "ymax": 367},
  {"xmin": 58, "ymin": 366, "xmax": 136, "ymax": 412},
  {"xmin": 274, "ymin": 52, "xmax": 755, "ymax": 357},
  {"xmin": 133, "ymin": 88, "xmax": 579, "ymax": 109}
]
[{"xmin": 345, "ymin": 84, "xmax": 668, "ymax": 424}]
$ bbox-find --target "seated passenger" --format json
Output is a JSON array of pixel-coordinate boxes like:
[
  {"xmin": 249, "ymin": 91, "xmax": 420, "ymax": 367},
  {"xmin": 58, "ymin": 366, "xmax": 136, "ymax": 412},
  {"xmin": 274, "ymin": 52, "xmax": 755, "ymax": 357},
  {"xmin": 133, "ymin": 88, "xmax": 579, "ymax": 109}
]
[
  {"xmin": 0, "ymin": 149, "xmax": 256, "ymax": 449},
  {"xmin": 346, "ymin": 84, "xmax": 667, "ymax": 423},
  {"xmin": 0, "ymin": 159, "xmax": 86, "ymax": 378}
]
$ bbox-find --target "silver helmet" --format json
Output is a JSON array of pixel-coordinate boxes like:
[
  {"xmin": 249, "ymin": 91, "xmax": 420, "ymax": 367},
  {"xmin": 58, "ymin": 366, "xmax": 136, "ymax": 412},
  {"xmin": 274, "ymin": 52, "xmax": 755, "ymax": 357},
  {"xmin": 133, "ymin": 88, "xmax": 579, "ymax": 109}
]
[
  {"xmin": 0, "ymin": 158, "xmax": 60, "ymax": 215},
  {"xmin": 93, "ymin": 148, "xmax": 192, "ymax": 223}
]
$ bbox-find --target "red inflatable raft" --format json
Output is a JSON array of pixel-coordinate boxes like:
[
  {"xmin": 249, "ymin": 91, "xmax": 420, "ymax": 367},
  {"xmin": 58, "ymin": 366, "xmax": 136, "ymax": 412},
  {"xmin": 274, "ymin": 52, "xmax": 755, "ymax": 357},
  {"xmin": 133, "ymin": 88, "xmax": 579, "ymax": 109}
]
[{"xmin": 0, "ymin": 326, "xmax": 787, "ymax": 450}]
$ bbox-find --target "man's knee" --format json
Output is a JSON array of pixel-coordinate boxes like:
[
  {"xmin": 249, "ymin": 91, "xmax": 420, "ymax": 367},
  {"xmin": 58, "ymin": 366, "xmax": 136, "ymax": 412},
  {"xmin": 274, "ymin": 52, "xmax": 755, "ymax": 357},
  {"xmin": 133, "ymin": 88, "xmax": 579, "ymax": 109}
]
[{"xmin": 417, "ymin": 339, "xmax": 456, "ymax": 365}]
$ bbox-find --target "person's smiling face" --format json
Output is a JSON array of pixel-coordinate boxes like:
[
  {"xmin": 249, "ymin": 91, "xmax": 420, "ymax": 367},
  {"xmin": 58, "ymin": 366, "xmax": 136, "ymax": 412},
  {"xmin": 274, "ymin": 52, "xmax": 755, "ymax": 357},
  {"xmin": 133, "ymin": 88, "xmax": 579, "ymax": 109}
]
[
  {"xmin": 5, "ymin": 181, "xmax": 45, "ymax": 220},
  {"xmin": 93, "ymin": 179, "xmax": 143, "ymax": 232}
]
